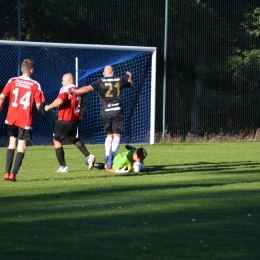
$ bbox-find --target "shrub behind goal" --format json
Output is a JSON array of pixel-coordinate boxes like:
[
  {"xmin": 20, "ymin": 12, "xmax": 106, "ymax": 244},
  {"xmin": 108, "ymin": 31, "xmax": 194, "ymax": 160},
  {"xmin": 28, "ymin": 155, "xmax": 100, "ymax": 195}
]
[{"xmin": 0, "ymin": 41, "xmax": 156, "ymax": 147}]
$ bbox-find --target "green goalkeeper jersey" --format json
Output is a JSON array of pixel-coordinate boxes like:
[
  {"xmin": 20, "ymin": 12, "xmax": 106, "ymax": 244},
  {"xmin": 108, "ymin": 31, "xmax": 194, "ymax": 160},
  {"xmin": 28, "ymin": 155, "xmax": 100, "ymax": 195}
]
[{"xmin": 112, "ymin": 150, "xmax": 135, "ymax": 170}]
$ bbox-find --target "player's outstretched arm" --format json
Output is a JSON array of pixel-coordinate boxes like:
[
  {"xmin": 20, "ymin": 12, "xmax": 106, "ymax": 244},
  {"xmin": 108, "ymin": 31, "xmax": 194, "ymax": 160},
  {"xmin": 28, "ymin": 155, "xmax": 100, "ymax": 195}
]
[
  {"xmin": 70, "ymin": 85, "xmax": 93, "ymax": 96},
  {"xmin": 45, "ymin": 98, "xmax": 63, "ymax": 111},
  {"xmin": 105, "ymin": 166, "xmax": 129, "ymax": 173},
  {"xmin": 115, "ymin": 166, "xmax": 129, "ymax": 173}
]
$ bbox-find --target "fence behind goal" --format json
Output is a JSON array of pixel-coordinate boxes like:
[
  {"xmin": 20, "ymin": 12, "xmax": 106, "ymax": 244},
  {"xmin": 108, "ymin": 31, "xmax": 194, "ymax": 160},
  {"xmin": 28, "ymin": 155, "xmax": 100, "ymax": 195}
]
[{"xmin": 0, "ymin": 41, "xmax": 156, "ymax": 147}]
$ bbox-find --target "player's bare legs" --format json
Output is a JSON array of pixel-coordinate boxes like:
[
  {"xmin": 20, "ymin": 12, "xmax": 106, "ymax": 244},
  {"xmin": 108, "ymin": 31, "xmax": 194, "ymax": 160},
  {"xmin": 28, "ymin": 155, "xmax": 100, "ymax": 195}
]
[
  {"xmin": 8, "ymin": 136, "xmax": 18, "ymax": 150},
  {"xmin": 17, "ymin": 139, "xmax": 26, "ymax": 153}
]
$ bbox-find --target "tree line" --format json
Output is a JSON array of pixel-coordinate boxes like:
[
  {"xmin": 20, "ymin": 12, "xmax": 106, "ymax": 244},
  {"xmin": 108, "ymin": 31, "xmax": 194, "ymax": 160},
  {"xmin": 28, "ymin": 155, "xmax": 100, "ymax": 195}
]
[{"xmin": 1, "ymin": 0, "xmax": 259, "ymax": 137}]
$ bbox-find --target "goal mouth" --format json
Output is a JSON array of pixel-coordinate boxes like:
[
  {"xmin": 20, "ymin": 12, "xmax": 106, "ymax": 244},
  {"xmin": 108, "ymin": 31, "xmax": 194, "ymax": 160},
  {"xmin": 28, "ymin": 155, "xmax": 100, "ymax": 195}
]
[{"xmin": 0, "ymin": 40, "xmax": 156, "ymax": 146}]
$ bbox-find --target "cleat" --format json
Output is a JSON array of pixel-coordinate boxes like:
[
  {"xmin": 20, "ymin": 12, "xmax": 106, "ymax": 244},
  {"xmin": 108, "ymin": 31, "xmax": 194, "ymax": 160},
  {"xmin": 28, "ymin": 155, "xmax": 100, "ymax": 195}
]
[
  {"xmin": 104, "ymin": 155, "xmax": 113, "ymax": 169},
  {"xmin": 125, "ymin": 145, "xmax": 136, "ymax": 151},
  {"xmin": 3, "ymin": 172, "xmax": 10, "ymax": 181},
  {"xmin": 9, "ymin": 173, "xmax": 16, "ymax": 182},
  {"xmin": 56, "ymin": 166, "xmax": 68, "ymax": 173},
  {"xmin": 94, "ymin": 163, "xmax": 105, "ymax": 169},
  {"xmin": 86, "ymin": 154, "xmax": 96, "ymax": 170}
]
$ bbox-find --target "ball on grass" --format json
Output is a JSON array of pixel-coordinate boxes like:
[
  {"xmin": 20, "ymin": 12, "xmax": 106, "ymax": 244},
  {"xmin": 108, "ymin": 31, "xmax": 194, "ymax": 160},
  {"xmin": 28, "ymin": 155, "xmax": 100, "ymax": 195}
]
[{"xmin": 132, "ymin": 162, "xmax": 145, "ymax": 173}]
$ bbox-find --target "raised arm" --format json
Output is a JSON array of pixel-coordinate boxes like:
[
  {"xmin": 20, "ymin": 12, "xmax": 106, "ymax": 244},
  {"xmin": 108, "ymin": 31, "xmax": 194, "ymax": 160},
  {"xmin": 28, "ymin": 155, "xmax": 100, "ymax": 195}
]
[{"xmin": 126, "ymin": 71, "xmax": 134, "ymax": 89}]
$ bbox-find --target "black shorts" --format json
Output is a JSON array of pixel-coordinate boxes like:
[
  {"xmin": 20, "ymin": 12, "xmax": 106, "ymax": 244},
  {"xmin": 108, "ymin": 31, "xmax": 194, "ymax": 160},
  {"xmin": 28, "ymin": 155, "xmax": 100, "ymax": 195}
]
[
  {"xmin": 102, "ymin": 111, "xmax": 123, "ymax": 135},
  {"xmin": 53, "ymin": 120, "xmax": 79, "ymax": 142},
  {"xmin": 7, "ymin": 125, "xmax": 32, "ymax": 141}
]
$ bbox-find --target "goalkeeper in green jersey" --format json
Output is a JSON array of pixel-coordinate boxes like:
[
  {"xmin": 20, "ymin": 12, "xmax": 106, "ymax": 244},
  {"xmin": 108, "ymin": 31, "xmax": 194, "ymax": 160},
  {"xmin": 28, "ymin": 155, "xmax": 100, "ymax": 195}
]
[{"xmin": 92, "ymin": 146, "xmax": 147, "ymax": 173}]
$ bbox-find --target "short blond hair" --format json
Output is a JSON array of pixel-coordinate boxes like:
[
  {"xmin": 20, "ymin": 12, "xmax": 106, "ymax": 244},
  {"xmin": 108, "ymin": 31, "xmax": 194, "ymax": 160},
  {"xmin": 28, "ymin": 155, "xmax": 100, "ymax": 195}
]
[{"xmin": 21, "ymin": 59, "xmax": 35, "ymax": 73}]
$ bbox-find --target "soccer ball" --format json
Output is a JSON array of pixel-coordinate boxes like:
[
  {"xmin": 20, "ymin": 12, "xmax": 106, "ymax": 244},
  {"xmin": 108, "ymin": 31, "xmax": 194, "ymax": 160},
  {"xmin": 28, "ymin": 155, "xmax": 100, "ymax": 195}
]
[{"xmin": 132, "ymin": 162, "xmax": 145, "ymax": 173}]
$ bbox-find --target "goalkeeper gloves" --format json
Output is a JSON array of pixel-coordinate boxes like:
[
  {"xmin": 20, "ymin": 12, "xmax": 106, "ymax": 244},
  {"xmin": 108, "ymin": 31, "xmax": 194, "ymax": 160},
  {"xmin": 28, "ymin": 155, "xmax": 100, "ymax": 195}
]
[
  {"xmin": 125, "ymin": 145, "xmax": 136, "ymax": 151},
  {"xmin": 115, "ymin": 166, "xmax": 129, "ymax": 173}
]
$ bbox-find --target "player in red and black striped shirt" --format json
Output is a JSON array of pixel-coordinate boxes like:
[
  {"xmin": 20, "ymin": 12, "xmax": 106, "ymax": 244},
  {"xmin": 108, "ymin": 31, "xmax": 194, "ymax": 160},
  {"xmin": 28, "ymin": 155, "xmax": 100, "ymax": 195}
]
[{"xmin": 45, "ymin": 73, "xmax": 95, "ymax": 172}]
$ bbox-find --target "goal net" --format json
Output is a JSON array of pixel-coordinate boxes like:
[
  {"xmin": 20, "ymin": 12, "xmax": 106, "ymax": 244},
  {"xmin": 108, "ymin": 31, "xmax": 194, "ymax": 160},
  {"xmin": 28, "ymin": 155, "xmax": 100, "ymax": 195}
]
[{"xmin": 0, "ymin": 40, "xmax": 156, "ymax": 147}]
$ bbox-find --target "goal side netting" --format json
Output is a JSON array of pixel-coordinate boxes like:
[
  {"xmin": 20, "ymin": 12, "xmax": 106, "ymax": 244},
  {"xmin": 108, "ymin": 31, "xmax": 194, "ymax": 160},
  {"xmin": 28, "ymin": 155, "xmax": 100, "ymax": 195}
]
[{"xmin": 0, "ymin": 40, "xmax": 156, "ymax": 146}]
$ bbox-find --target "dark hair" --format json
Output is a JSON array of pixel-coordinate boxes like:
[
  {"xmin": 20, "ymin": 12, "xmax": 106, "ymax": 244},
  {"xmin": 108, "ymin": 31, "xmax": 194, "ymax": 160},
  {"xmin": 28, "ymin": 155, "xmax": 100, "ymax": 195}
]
[{"xmin": 136, "ymin": 148, "xmax": 147, "ymax": 161}]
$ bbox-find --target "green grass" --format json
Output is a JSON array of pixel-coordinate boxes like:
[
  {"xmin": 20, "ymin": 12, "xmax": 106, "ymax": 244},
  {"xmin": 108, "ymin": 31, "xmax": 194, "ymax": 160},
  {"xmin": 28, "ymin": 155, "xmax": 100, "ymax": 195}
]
[{"xmin": 0, "ymin": 142, "xmax": 260, "ymax": 260}]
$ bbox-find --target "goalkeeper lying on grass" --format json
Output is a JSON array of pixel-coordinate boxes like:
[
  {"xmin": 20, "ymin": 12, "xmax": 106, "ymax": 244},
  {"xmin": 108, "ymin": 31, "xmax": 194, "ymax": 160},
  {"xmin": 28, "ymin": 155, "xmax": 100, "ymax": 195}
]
[{"xmin": 91, "ymin": 145, "xmax": 147, "ymax": 173}]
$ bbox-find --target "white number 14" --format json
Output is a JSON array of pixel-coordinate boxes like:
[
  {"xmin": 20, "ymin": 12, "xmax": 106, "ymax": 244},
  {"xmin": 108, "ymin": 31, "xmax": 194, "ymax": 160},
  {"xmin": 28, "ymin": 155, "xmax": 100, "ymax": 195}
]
[{"xmin": 12, "ymin": 88, "xmax": 31, "ymax": 110}]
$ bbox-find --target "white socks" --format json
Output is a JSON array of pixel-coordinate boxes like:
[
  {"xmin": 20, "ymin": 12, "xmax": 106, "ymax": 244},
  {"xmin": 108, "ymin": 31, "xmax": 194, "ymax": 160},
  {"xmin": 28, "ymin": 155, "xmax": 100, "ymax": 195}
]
[{"xmin": 105, "ymin": 136, "xmax": 120, "ymax": 157}]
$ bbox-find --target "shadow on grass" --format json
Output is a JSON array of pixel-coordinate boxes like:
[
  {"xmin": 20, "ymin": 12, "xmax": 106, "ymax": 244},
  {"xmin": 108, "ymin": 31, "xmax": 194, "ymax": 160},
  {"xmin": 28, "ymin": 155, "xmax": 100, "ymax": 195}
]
[
  {"xmin": 1, "ymin": 177, "xmax": 260, "ymax": 209},
  {"xmin": 142, "ymin": 160, "xmax": 260, "ymax": 176},
  {"xmin": 15, "ymin": 160, "xmax": 260, "ymax": 181},
  {"xmin": 1, "ymin": 188, "xmax": 260, "ymax": 260},
  {"xmin": 1, "ymin": 161, "xmax": 260, "ymax": 259},
  {"xmin": 81, "ymin": 160, "xmax": 260, "ymax": 177}
]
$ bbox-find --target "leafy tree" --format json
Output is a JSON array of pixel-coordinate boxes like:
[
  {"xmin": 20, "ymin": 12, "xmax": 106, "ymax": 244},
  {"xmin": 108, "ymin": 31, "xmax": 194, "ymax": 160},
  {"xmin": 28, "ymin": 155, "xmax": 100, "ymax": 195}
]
[
  {"xmin": 166, "ymin": 0, "xmax": 259, "ymax": 136},
  {"xmin": 0, "ymin": 0, "xmax": 18, "ymax": 40},
  {"xmin": 229, "ymin": 7, "xmax": 260, "ymax": 90}
]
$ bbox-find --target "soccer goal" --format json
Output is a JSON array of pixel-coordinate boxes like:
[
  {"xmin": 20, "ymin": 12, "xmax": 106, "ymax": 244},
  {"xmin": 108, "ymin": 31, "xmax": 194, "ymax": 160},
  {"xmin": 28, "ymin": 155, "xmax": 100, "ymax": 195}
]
[{"xmin": 0, "ymin": 40, "xmax": 156, "ymax": 146}]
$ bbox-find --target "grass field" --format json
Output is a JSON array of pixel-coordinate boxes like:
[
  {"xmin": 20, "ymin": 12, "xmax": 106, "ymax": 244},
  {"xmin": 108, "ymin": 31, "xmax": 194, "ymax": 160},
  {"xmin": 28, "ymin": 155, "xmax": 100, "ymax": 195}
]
[{"xmin": 0, "ymin": 142, "xmax": 260, "ymax": 260}]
